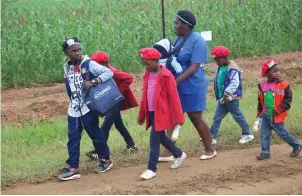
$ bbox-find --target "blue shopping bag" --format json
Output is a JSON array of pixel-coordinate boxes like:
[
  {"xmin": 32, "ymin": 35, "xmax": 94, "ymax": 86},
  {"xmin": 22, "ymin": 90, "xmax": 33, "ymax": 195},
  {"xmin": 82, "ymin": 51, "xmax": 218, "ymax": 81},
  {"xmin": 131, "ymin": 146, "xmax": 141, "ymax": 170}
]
[{"xmin": 81, "ymin": 60, "xmax": 124, "ymax": 115}]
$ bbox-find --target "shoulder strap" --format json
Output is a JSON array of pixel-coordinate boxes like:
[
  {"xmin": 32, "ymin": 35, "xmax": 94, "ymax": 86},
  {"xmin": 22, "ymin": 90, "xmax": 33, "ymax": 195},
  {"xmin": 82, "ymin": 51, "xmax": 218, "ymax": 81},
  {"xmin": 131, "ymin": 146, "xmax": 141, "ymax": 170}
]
[
  {"xmin": 172, "ymin": 31, "xmax": 192, "ymax": 56},
  {"xmin": 80, "ymin": 59, "xmax": 91, "ymax": 81}
]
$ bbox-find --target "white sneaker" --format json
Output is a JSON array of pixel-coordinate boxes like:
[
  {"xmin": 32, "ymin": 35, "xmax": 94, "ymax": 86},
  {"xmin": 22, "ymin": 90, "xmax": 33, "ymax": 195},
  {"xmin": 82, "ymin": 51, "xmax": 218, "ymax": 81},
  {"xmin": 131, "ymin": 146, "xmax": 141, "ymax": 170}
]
[
  {"xmin": 212, "ymin": 139, "xmax": 217, "ymax": 145},
  {"xmin": 239, "ymin": 135, "xmax": 254, "ymax": 144},
  {"xmin": 140, "ymin": 169, "xmax": 156, "ymax": 180},
  {"xmin": 170, "ymin": 152, "xmax": 187, "ymax": 169}
]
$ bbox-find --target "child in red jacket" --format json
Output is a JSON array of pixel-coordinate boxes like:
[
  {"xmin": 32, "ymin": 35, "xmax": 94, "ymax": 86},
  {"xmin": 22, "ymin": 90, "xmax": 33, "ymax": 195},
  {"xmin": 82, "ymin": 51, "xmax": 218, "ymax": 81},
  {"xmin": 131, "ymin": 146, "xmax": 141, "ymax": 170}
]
[
  {"xmin": 85, "ymin": 51, "xmax": 139, "ymax": 159},
  {"xmin": 137, "ymin": 48, "xmax": 186, "ymax": 180}
]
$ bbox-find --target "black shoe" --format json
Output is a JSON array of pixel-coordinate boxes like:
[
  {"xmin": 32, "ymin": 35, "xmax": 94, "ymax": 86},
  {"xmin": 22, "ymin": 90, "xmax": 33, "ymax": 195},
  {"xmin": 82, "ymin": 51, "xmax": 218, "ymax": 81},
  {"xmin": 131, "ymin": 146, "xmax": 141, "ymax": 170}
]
[
  {"xmin": 290, "ymin": 147, "xmax": 301, "ymax": 157},
  {"xmin": 256, "ymin": 153, "xmax": 271, "ymax": 160},
  {"xmin": 94, "ymin": 159, "xmax": 113, "ymax": 173},
  {"xmin": 57, "ymin": 167, "xmax": 81, "ymax": 181},
  {"xmin": 85, "ymin": 150, "xmax": 98, "ymax": 160},
  {"xmin": 124, "ymin": 144, "xmax": 139, "ymax": 154}
]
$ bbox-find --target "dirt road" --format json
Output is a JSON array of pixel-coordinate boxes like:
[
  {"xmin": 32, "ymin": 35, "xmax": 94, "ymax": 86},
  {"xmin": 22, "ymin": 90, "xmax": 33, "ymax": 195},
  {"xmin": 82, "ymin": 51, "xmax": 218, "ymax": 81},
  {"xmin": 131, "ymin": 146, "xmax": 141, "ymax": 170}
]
[{"xmin": 2, "ymin": 144, "xmax": 302, "ymax": 195}]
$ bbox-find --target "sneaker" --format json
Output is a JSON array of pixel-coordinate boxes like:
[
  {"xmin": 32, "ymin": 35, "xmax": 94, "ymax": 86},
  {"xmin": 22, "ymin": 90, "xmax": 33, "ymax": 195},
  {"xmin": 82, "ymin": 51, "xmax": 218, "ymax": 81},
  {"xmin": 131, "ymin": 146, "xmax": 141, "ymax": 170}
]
[
  {"xmin": 290, "ymin": 147, "xmax": 301, "ymax": 157},
  {"xmin": 124, "ymin": 144, "xmax": 139, "ymax": 154},
  {"xmin": 85, "ymin": 150, "xmax": 98, "ymax": 160},
  {"xmin": 57, "ymin": 167, "xmax": 81, "ymax": 181},
  {"xmin": 212, "ymin": 139, "xmax": 217, "ymax": 145},
  {"xmin": 256, "ymin": 153, "xmax": 271, "ymax": 160},
  {"xmin": 140, "ymin": 169, "xmax": 156, "ymax": 180},
  {"xmin": 170, "ymin": 152, "xmax": 187, "ymax": 169},
  {"xmin": 239, "ymin": 135, "xmax": 254, "ymax": 144},
  {"xmin": 94, "ymin": 159, "xmax": 113, "ymax": 173}
]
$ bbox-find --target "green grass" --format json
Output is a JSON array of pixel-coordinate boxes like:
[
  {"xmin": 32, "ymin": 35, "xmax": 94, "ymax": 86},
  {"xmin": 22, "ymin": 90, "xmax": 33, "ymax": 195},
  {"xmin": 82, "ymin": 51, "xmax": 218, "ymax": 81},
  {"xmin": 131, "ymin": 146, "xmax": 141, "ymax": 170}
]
[
  {"xmin": 2, "ymin": 0, "xmax": 302, "ymax": 88},
  {"xmin": 2, "ymin": 86, "xmax": 302, "ymax": 186}
]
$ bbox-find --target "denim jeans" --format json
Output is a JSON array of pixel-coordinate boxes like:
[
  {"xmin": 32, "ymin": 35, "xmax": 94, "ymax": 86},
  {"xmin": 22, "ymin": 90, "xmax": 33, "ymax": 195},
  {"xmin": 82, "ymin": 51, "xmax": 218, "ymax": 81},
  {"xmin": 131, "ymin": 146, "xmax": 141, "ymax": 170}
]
[
  {"xmin": 210, "ymin": 100, "xmax": 251, "ymax": 139},
  {"xmin": 66, "ymin": 111, "xmax": 110, "ymax": 168},
  {"xmin": 100, "ymin": 101, "xmax": 135, "ymax": 147},
  {"xmin": 148, "ymin": 111, "xmax": 182, "ymax": 172},
  {"xmin": 260, "ymin": 114, "xmax": 300, "ymax": 154}
]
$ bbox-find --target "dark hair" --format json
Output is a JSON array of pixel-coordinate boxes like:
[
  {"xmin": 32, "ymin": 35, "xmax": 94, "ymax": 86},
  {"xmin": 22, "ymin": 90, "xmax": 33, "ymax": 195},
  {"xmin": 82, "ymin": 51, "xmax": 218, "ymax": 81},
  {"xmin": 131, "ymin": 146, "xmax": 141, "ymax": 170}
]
[
  {"xmin": 179, "ymin": 19, "xmax": 193, "ymax": 30},
  {"xmin": 62, "ymin": 37, "xmax": 80, "ymax": 52},
  {"xmin": 177, "ymin": 10, "xmax": 196, "ymax": 29}
]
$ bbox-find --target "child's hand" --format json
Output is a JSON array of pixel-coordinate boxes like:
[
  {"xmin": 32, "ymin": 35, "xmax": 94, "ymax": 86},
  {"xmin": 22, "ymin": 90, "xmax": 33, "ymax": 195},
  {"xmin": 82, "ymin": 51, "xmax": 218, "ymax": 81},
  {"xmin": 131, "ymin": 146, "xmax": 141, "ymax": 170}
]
[
  {"xmin": 84, "ymin": 81, "xmax": 94, "ymax": 89},
  {"xmin": 137, "ymin": 120, "xmax": 144, "ymax": 125},
  {"xmin": 222, "ymin": 95, "xmax": 230, "ymax": 103}
]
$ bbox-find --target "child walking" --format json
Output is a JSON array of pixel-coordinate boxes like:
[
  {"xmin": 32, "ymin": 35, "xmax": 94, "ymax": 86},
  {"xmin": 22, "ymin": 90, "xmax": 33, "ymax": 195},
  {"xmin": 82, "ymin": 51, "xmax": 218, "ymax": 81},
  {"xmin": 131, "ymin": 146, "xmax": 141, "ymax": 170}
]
[
  {"xmin": 210, "ymin": 46, "xmax": 254, "ymax": 144},
  {"xmin": 137, "ymin": 48, "xmax": 186, "ymax": 180},
  {"xmin": 58, "ymin": 38, "xmax": 113, "ymax": 181},
  {"xmin": 85, "ymin": 51, "xmax": 139, "ymax": 159},
  {"xmin": 256, "ymin": 59, "xmax": 301, "ymax": 160}
]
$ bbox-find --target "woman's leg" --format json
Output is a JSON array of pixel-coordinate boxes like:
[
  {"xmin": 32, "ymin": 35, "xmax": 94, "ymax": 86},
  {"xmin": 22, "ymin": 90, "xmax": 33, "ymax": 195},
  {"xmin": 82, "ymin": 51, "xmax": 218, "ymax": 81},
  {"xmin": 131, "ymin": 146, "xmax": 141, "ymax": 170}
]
[{"xmin": 187, "ymin": 111, "xmax": 215, "ymax": 155}]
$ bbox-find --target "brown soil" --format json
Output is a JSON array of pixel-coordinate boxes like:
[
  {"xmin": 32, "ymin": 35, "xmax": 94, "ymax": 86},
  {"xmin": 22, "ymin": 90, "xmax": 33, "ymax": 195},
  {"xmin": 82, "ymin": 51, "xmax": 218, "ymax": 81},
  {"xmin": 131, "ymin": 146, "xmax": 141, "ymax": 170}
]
[
  {"xmin": 2, "ymin": 144, "xmax": 302, "ymax": 195},
  {"xmin": 2, "ymin": 52, "xmax": 302, "ymax": 125}
]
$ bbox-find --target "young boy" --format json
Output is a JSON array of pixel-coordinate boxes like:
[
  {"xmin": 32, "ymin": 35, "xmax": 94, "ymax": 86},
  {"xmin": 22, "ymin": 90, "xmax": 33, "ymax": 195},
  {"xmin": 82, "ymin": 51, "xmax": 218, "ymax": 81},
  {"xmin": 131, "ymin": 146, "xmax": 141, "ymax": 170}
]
[
  {"xmin": 210, "ymin": 46, "xmax": 254, "ymax": 144},
  {"xmin": 256, "ymin": 59, "xmax": 301, "ymax": 160},
  {"xmin": 58, "ymin": 37, "xmax": 113, "ymax": 181},
  {"xmin": 85, "ymin": 51, "xmax": 139, "ymax": 159},
  {"xmin": 137, "ymin": 48, "xmax": 186, "ymax": 180}
]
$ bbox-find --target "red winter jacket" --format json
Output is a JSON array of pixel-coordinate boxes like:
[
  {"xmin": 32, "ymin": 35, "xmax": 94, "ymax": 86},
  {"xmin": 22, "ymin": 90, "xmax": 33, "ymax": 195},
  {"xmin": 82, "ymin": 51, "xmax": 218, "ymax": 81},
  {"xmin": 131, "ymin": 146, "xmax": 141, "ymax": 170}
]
[
  {"xmin": 108, "ymin": 65, "xmax": 138, "ymax": 110},
  {"xmin": 138, "ymin": 66, "xmax": 185, "ymax": 131}
]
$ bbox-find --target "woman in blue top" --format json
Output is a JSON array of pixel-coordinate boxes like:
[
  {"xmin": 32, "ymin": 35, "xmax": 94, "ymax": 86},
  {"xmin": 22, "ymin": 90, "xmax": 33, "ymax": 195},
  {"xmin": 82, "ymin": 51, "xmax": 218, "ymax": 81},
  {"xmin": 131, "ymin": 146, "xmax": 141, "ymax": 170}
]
[{"xmin": 161, "ymin": 10, "xmax": 217, "ymax": 160}]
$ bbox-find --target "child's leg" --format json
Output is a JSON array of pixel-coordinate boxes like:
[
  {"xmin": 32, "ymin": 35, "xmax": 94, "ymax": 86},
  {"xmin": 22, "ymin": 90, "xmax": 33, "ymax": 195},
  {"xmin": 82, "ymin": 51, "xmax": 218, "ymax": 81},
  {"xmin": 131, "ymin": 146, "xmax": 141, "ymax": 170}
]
[
  {"xmin": 147, "ymin": 112, "xmax": 161, "ymax": 172},
  {"xmin": 210, "ymin": 101, "xmax": 228, "ymax": 139},
  {"xmin": 260, "ymin": 115, "xmax": 272, "ymax": 155},
  {"xmin": 100, "ymin": 104, "xmax": 122, "ymax": 141},
  {"xmin": 227, "ymin": 100, "xmax": 252, "ymax": 136},
  {"xmin": 160, "ymin": 133, "xmax": 182, "ymax": 158},
  {"xmin": 272, "ymin": 122, "xmax": 301, "ymax": 150},
  {"xmin": 66, "ymin": 115, "xmax": 83, "ymax": 168},
  {"xmin": 114, "ymin": 110, "xmax": 136, "ymax": 147},
  {"xmin": 82, "ymin": 112, "xmax": 110, "ymax": 160}
]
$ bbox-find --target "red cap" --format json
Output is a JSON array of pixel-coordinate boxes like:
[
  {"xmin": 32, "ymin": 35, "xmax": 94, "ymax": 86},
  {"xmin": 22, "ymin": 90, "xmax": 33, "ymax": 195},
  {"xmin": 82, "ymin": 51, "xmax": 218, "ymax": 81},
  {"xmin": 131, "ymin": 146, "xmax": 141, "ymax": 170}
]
[
  {"xmin": 211, "ymin": 46, "xmax": 230, "ymax": 58},
  {"xmin": 91, "ymin": 51, "xmax": 110, "ymax": 63},
  {"xmin": 139, "ymin": 48, "xmax": 161, "ymax": 60},
  {"xmin": 261, "ymin": 59, "xmax": 277, "ymax": 77}
]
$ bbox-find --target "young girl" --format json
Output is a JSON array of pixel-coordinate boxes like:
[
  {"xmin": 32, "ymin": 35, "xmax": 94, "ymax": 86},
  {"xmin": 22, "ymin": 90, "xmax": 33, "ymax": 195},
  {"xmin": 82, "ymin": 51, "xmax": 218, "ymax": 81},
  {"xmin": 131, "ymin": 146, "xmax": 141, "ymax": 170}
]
[
  {"xmin": 137, "ymin": 48, "xmax": 186, "ymax": 180},
  {"xmin": 58, "ymin": 38, "xmax": 113, "ymax": 181},
  {"xmin": 85, "ymin": 51, "xmax": 139, "ymax": 159},
  {"xmin": 256, "ymin": 59, "xmax": 301, "ymax": 160}
]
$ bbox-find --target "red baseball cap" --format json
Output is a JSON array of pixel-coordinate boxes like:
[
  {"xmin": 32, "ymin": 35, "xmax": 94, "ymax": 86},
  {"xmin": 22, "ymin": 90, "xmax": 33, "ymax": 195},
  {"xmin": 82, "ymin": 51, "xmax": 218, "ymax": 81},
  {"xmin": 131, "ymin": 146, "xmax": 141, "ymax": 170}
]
[
  {"xmin": 91, "ymin": 51, "xmax": 110, "ymax": 63},
  {"xmin": 261, "ymin": 59, "xmax": 277, "ymax": 77},
  {"xmin": 211, "ymin": 46, "xmax": 230, "ymax": 58},
  {"xmin": 139, "ymin": 48, "xmax": 161, "ymax": 60}
]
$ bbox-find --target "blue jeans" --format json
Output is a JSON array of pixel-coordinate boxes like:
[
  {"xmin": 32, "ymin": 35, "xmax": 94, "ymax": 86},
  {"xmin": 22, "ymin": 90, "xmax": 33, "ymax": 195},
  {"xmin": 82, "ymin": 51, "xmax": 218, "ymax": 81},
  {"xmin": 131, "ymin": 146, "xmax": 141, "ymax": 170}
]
[
  {"xmin": 66, "ymin": 111, "xmax": 110, "ymax": 168},
  {"xmin": 210, "ymin": 100, "xmax": 251, "ymax": 139},
  {"xmin": 260, "ymin": 114, "xmax": 300, "ymax": 155},
  {"xmin": 148, "ymin": 112, "xmax": 182, "ymax": 172},
  {"xmin": 100, "ymin": 101, "xmax": 135, "ymax": 147}
]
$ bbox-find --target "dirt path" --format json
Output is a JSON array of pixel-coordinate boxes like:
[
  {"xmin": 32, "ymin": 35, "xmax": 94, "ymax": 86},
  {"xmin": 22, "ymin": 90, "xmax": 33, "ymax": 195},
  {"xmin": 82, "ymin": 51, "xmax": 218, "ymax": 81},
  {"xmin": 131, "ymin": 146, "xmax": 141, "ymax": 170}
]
[
  {"xmin": 2, "ymin": 144, "xmax": 301, "ymax": 195},
  {"xmin": 2, "ymin": 52, "xmax": 302, "ymax": 125}
]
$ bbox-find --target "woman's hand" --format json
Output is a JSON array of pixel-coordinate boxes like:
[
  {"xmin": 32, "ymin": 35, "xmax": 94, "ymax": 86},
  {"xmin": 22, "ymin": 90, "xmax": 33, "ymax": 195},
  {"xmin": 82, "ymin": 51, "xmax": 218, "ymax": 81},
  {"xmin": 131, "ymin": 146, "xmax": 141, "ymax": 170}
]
[{"xmin": 175, "ymin": 63, "xmax": 200, "ymax": 85}]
